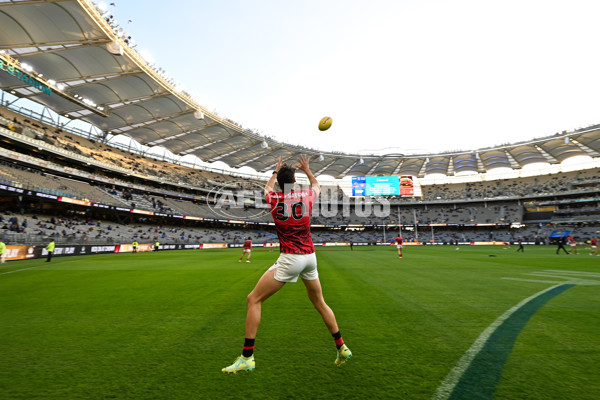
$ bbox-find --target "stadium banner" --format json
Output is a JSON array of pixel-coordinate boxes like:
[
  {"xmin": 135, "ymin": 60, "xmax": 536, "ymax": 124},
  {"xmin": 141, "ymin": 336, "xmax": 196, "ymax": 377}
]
[
  {"xmin": 41, "ymin": 245, "xmax": 119, "ymax": 257},
  {"xmin": 131, "ymin": 209, "xmax": 153, "ymax": 215},
  {"xmin": 57, "ymin": 196, "xmax": 91, "ymax": 206},
  {"xmin": 321, "ymin": 242, "xmax": 349, "ymax": 246},
  {"xmin": 200, "ymin": 243, "xmax": 227, "ymax": 249},
  {"xmin": 400, "ymin": 176, "xmax": 414, "ymax": 196},
  {"xmin": 118, "ymin": 244, "xmax": 155, "ymax": 253},
  {"xmin": 2, "ymin": 244, "xmax": 119, "ymax": 261},
  {"xmin": 3, "ymin": 245, "xmax": 37, "ymax": 260},
  {"xmin": 549, "ymin": 229, "xmax": 572, "ymax": 238}
]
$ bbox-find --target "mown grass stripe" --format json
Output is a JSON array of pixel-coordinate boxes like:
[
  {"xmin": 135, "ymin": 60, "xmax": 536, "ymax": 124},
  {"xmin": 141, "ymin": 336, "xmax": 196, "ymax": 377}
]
[{"xmin": 433, "ymin": 283, "xmax": 575, "ymax": 400}]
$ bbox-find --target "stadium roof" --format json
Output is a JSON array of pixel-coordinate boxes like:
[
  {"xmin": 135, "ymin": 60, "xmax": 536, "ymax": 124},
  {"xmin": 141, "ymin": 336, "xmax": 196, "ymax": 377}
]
[{"xmin": 1, "ymin": 0, "xmax": 600, "ymax": 178}]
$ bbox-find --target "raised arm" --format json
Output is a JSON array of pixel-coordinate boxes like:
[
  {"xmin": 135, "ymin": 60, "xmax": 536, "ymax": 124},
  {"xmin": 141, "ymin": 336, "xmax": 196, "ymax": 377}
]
[
  {"xmin": 296, "ymin": 154, "xmax": 321, "ymax": 198},
  {"xmin": 264, "ymin": 156, "xmax": 284, "ymax": 196}
]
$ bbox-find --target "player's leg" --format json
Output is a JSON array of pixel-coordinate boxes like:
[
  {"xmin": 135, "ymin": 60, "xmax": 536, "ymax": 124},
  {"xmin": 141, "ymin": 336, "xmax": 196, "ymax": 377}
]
[
  {"xmin": 245, "ymin": 268, "xmax": 284, "ymax": 338},
  {"xmin": 222, "ymin": 268, "xmax": 285, "ymax": 374},
  {"xmin": 246, "ymin": 250, "xmax": 251, "ymax": 262},
  {"xmin": 302, "ymin": 277, "xmax": 339, "ymax": 333},
  {"xmin": 302, "ymin": 277, "xmax": 352, "ymax": 366}
]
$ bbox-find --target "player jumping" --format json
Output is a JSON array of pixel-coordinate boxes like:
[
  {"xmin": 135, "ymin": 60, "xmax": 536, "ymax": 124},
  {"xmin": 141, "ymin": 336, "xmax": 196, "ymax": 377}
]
[{"xmin": 222, "ymin": 155, "xmax": 351, "ymax": 374}]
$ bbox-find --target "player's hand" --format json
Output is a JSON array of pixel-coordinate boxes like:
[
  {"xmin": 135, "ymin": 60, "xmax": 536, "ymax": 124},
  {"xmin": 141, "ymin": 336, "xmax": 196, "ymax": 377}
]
[
  {"xmin": 296, "ymin": 154, "xmax": 310, "ymax": 172},
  {"xmin": 275, "ymin": 156, "xmax": 285, "ymax": 172}
]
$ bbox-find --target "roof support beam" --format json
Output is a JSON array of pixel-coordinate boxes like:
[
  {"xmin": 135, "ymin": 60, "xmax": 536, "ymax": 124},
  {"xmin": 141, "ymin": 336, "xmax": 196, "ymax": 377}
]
[{"xmin": 2, "ymin": 39, "xmax": 112, "ymax": 54}]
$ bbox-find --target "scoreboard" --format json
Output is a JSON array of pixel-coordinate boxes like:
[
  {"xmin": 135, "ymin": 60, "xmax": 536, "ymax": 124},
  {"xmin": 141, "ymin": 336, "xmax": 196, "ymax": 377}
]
[{"xmin": 351, "ymin": 176, "xmax": 414, "ymax": 196}]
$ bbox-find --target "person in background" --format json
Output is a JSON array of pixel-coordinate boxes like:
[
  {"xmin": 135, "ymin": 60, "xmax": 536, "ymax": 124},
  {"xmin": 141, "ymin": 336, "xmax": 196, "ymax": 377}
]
[
  {"xmin": 46, "ymin": 239, "xmax": 55, "ymax": 262},
  {"xmin": 154, "ymin": 241, "xmax": 160, "ymax": 251},
  {"xmin": 556, "ymin": 236, "xmax": 569, "ymax": 255},
  {"xmin": 590, "ymin": 236, "xmax": 598, "ymax": 256},
  {"xmin": 395, "ymin": 235, "xmax": 403, "ymax": 258},
  {"xmin": 239, "ymin": 237, "xmax": 252, "ymax": 263},
  {"xmin": 0, "ymin": 239, "xmax": 6, "ymax": 263},
  {"xmin": 567, "ymin": 235, "xmax": 578, "ymax": 255},
  {"xmin": 516, "ymin": 237, "xmax": 524, "ymax": 252},
  {"xmin": 132, "ymin": 240, "xmax": 138, "ymax": 253}
]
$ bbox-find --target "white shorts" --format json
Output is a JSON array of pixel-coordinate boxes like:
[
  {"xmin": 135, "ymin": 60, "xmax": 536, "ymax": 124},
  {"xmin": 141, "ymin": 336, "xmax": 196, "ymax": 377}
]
[
  {"xmin": 268, "ymin": 252, "xmax": 318, "ymax": 283},
  {"xmin": 396, "ymin": 244, "xmax": 403, "ymax": 249},
  {"xmin": 243, "ymin": 248, "xmax": 251, "ymax": 253},
  {"xmin": 570, "ymin": 243, "xmax": 576, "ymax": 247},
  {"xmin": 592, "ymin": 245, "xmax": 597, "ymax": 249}
]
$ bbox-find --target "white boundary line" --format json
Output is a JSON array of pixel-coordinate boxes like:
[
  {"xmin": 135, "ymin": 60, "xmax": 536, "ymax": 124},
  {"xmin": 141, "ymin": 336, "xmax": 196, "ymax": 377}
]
[
  {"xmin": 431, "ymin": 283, "xmax": 564, "ymax": 400},
  {"xmin": 0, "ymin": 265, "xmax": 49, "ymax": 275}
]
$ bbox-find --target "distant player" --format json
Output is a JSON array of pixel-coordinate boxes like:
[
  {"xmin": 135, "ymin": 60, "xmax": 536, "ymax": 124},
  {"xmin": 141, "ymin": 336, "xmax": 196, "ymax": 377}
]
[
  {"xmin": 239, "ymin": 237, "xmax": 252, "ymax": 263},
  {"xmin": 516, "ymin": 237, "xmax": 524, "ymax": 252},
  {"xmin": 590, "ymin": 236, "xmax": 598, "ymax": 256},
  {"xmin": 349, "ymin": 239, "xmax": 353, "ymax": 251},
  {"xmin": 222, "ymin": 154, "xmax": 351, "ymax": 374},
  {"xmin": 567, "ymin": 235, "xmax": 578, "ymax": 254},
  {"xmin": 395, "ymin": 235, "xmax": 403, "ymax": 258},
  {"xmin": 454, "ymin": 238, "xmax": 459, "ymax": 251}
]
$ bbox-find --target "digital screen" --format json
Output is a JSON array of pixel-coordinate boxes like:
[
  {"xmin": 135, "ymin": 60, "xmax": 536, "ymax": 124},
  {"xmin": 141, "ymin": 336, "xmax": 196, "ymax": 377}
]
[
  {"xmin": 352, "ymin": 175, "xmax": 419, "ymax": 196},
  {"xmin": 351, "ymin": 176, "xmax": 366, "ymax": 196},
  {"xmin": 366, "ymin": 176, "xmax": 400, "ymax": 195},
  {"xmin": 352, "ymin": 176, "xmax": 405, "ymax": 196}
]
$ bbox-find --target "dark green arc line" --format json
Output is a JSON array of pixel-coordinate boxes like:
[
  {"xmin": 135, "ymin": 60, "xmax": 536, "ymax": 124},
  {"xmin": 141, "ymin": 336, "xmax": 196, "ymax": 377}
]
[{"xmin": 449, "ymin": 284, "xmax": 575, "ymax": 400}]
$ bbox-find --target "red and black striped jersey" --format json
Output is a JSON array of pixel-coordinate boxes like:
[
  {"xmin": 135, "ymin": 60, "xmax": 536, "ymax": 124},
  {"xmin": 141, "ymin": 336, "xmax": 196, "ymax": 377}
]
[{"xmin": 266, "ymin": 189, "xmax": 316, "ymax": 254}]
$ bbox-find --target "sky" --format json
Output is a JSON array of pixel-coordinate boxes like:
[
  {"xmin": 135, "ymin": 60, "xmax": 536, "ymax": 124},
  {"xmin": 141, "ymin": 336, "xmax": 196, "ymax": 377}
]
[{"xmin": 103, "ymin": 0, "xmax": 600, "ymax": 157}]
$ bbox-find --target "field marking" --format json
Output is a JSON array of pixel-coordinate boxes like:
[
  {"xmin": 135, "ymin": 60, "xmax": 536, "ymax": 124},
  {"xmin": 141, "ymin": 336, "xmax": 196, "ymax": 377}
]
[
  {"xmin": 542, "ymin": 269, "xmax": 600, "ymax": 277},
  {"xmin": 432, "ymin": 283, "xmax": 568, "ymax": 400},
  {"xmin": 0, "ymin": 264, "xmax": 49, "ymax": 275},
  {"xmin": 502, "ymin": 277, "xmax": 568, "ymax": 284},
  {"xmin": 503, "ymin": 269, "xmax": 600, "ymax": 286}
]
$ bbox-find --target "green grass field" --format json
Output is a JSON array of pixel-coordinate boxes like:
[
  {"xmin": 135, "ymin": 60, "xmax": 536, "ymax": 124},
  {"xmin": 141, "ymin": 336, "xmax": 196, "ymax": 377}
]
[{"xmin": 1, "ymin": 246, "xmax": 598, "ymax": 400}]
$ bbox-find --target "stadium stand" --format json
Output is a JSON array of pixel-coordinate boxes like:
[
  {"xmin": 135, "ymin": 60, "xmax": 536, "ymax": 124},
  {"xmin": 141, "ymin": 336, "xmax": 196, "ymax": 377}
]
[{"xmin": 1, "ymin": 106, "xmax": 598, "ymax": 252}]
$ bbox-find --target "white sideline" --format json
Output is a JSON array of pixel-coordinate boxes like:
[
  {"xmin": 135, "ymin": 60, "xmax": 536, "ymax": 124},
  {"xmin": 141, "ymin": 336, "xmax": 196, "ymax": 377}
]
[
  {"xmin": 431, "ymin": 283, "xmax": 564, "ymax": 400},
  {"xmin": 0, "ymin": 265, "xmax": 49, "ymax": 275}
]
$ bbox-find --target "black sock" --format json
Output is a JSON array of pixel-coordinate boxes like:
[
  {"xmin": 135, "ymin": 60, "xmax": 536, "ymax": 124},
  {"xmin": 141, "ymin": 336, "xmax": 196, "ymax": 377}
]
[
  {"xmin": 332, "ymin": 331, "xmax": 344, "ymax": 350},
  {"xmin": 242, "ymin": 338, "xmax": 255, "ymax": 357}
]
